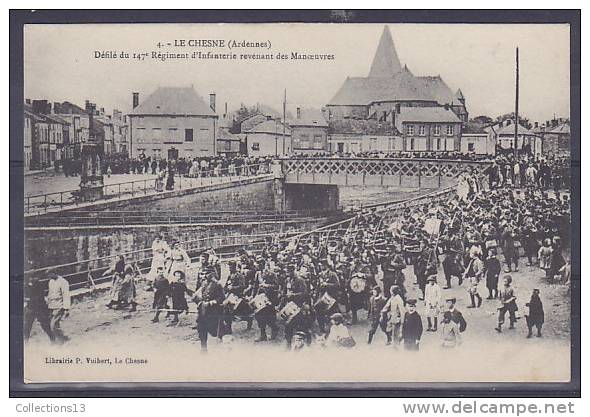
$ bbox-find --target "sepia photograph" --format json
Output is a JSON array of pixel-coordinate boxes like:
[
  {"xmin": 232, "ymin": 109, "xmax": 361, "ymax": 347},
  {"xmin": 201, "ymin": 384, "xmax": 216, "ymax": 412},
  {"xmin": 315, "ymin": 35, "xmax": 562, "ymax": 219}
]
[{"xmin": 11, "ymin": 11, "xmax": 578, "ymax": 393}]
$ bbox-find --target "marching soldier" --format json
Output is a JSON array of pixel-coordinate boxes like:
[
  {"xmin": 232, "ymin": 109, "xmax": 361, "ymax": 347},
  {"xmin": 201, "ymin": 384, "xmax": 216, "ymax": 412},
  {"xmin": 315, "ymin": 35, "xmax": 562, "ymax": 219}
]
[
  {"xmin": 253, "ymin": 264, "xmax": 280, "ymax": 342},
  {"xmin": 223, "ymin": 260, "xmax": 252, "ymax": 334},
  {"xmin": 195, "ymin": 270, "xmax": 225, "ymax": 352},
  {"xmin": 282, "ymin": 264, "xmax": 311, "ymax": 348},
  {"xmin": 316, "ymin": 260, "xmax": 342, "ymax": 334}
]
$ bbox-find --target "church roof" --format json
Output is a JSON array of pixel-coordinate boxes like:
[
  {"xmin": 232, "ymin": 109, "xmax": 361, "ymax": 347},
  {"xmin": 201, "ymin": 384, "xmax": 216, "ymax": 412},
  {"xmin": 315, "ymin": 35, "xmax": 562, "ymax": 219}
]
[
  {"xmin": 132, "ymin": 87, "xmax": 216, "ymax": 116},
  {"xmin": 327, "ymin": 26, "xmax": 462, "ymax": 108},
  {"xmin": 329, "ymin": 119, "xmax": 399, "ymax": 135},
  {"xmin": 368, "ymin": 26, "xmax": 402, "ymax": 77}
]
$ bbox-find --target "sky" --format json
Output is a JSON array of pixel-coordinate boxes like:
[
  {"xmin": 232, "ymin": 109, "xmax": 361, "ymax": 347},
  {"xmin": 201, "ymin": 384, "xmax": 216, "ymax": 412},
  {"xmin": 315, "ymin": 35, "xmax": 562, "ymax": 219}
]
[{"xmin": 24, "ymin": 23, "xmax": 570, "ymax": 122}]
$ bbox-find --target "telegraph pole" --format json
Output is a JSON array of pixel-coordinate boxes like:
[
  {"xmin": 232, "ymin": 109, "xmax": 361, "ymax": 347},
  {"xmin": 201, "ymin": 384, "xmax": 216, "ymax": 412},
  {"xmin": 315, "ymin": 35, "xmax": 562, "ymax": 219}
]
[
  {"xmin": 514, "ymin": 46, "xmax": 519, "ymax": 158},
  {"xmin": 282, "ymin": 89, "xmax": 286, "ymax": 156}
]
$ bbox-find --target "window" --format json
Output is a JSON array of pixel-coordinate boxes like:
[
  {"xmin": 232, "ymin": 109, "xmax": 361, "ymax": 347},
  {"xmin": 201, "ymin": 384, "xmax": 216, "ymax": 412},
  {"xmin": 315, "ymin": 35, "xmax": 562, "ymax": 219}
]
[
  {"xmin": 407, "ymin": 125, "xmax": 414, "ymax": 135},
  {"xmin": 419, "ymin": 125, "xmax": 425, "ymax": 136},
  {"xmin": 299, "ymin": 134, "xmax": 310, "ymax": 148},
  {"xmin": 446, "ymin": 125, "xmax": 454, "ymax": 136},
  {"xmin": 185, "ymin": 128, "xmax": 193, "ymax": 142},
  {"xmin": 437, "ymin": 138, "xmax": 442, "ymax": 151},
  {"xmin": 168, "ymin": 128, "xmax": 178, "ymax": 141},
  {"xmin": 136, "ymin": 128, "xmax": 146, "ymax": 143},
  {"xmin": 433, "ymin": 125, "xmax": 441, "ymax": 136},
  {"xmin": 252, "ymin": 142, "xmax": 260, "ymax": 151},
  {"xmin": 152, "ymin": 128, "xmax": 161, "ymax": 143},
  {"xmin": 313, "ymin": 135, "xmax": 324, "ymax": 149},
  {"xmin": 468, "ymin": 143, "xmax": 475, "ymax": 152},
  {"xmin": 410, "ymin": 138, "xmax": 415, "ymax": 150}
]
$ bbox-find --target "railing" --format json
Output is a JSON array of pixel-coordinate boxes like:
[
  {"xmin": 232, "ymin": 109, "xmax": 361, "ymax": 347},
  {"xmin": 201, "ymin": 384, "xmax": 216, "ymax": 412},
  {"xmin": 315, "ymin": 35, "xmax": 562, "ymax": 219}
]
[
  {"xmin": 24, "ymin": 209, "xmax": 343, "ymax": 227},
  {"xmin": 24, "ymin": 162, "xmax": 272, "ymax": 215},
  {"xmin": 279, "ymin": 157, "xmax": 492, "ymax": 186}
]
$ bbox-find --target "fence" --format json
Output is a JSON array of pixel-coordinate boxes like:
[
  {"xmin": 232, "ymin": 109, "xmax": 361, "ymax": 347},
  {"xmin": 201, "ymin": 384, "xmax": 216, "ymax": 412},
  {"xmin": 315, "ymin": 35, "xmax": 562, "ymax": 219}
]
[{"xmin": 24, "ymin": 162, "xmax": 271, "ymax": 215}]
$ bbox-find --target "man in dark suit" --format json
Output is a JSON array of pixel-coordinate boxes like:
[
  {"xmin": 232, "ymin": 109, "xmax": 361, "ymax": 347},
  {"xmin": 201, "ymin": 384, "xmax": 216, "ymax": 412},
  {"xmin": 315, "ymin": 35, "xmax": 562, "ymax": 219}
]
[
  {"xmin": 195, "ymin": 271, "xmax": 225, "ymax": 352},
  {"xmin": 24, "ymin": 275, "xmax": 54, "ymax": 342}
]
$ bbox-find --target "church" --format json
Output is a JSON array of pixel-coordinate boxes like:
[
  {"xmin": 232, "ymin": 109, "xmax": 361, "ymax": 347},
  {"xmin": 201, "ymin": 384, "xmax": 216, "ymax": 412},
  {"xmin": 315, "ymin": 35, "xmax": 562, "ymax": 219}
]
[{"xmin": 325, "ymin": 26, "xmax": 467, "ymax": 152}]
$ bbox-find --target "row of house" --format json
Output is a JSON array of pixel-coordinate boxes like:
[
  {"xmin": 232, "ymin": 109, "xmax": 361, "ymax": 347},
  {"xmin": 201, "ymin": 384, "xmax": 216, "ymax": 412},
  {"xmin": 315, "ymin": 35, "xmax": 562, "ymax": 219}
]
[
  {"xmin": 23, "ymin": 99, "xmax": 129, "ymax": 170},
  {"xmin": 25, "ymin": 26, "xmax": 570, "ymax": 167}
]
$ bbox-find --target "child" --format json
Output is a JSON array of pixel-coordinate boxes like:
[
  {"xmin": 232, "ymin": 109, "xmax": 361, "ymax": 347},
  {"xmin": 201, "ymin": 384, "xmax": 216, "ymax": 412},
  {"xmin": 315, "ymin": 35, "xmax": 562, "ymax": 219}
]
[
  {"xmin": 326, "ymin": 313, "xmax": 356, "ymax": 348},
  {"xmin": 440, "ymin": 311, "xmax": 462, "ymax": 349},
  {"xmin": 151, "ymin": 267, "xmax": 169, "ymax": 323},
  {"xmin": 525, "ymin": 289, "xmax": 544, "ymax": 338},
  {"xmin": 538, "ymin": 239, "xmax": 553, "ymax": 280},
  {"xmin": 168, "ymin": 270, "xmax": 192, "ymax": 325}
]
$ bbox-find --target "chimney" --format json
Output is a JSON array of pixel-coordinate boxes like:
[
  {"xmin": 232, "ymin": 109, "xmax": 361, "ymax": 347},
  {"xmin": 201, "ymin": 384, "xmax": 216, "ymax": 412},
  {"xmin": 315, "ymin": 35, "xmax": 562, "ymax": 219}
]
[
  {"xmin": 395, "ymin": 103, "xmax": 401, "ymax": 114},
  {"xmin": 535, "ymin": 121, "xmax": 539, "ymax": 128},
  {"xmin": 296, "ymin": 107, "xmax": 301, "ymax": 119},
  {"xmin": 132, "ymin": 92, "xmax": 139, "ymax": 109},
  {"xmin": 32, "ymin": 100, "xmax": 50, "ymax": 114},
  {"xmin": 53, "ymin": 102, "xmax": 60, "ymax": 114},
  {"xmin": 209, "ymin": 93, "xmax": 216, "ymax": 112},
  {"xmin": 87, "ymin": 103, "xmax": 95, "ymax": 142},
  {"xmin": 100, "ymin": 107, "xmax": 105, "ymax": 115},
  {"xmin": 506, "ymin": 119, "xmax": 512, "ymax": 126},
  {"xmin": 224, "ymin": 102, "xmax": 228, "ymax": 119}
]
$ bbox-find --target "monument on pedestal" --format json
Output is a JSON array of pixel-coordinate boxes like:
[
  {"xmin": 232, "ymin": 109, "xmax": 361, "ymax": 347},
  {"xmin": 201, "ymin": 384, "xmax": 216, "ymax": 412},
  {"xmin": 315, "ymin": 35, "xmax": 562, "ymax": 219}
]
[{"xmin": 79, "ymin": 103, "xmax": 104, "ymax": 202}]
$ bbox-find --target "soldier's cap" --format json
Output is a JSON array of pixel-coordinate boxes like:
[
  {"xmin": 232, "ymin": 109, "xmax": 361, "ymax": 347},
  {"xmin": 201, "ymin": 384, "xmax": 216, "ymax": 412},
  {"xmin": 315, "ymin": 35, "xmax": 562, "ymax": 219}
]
[
  {"xmin": 228, "ymin": 260, "xmax": 237, "ymax": 266},
  {"xmin": 446, "ymin": 297, "xmax": 457, "ymax": 304},
  {"xmin": 157, "ymin": 265, "xmax": 165, "ymax": 271},
  {"xmin": 201, "ymin": 252, "xmax": 210, "ymax": 258},
  {"xmin": 427, "ymin": 275, "xmax": 437, "ymax": 282},
  {"xmin": 293, "ymin": 331, "xmax": 307, "ymax": 339},
  {"xmin": 256, "ymin": 255, "xmax": 264, "ymax": 261},
  {"xmin": 406, "ymin": 299, "xmax": 417, "ymax": 306},
  {"xmin": 46, "ymin": 269, "xmax": 58, "ymax": 279},
  {"xmin": 533, "ymin": 288, "xmax": 540, "ymax": 293}
]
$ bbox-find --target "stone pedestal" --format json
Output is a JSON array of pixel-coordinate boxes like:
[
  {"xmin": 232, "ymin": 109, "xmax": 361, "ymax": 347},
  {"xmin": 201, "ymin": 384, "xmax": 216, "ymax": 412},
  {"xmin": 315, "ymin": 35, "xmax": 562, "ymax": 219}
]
[{"xmin": 79, "ymin": 143, "xmax": 104, "ymax": 202}]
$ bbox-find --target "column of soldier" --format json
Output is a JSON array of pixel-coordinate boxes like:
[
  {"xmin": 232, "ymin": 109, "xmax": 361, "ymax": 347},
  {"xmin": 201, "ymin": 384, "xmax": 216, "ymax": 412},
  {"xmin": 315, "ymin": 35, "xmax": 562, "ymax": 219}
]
[{"xmin": 141, "ymin": 166, "xmax": 568, "ymax": 352}]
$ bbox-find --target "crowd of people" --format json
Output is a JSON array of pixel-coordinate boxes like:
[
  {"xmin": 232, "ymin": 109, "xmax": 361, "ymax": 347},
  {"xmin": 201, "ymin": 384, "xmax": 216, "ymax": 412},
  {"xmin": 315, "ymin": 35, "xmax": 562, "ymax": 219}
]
[{"xmin": 24, "ymin": 155, "xmax": 571, "ymax": 351}]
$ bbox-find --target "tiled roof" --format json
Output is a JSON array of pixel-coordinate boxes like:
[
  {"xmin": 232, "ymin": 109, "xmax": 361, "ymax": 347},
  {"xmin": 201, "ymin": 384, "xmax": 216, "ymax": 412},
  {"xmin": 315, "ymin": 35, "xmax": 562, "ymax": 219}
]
[
  {"xmin": 550, "ymin": 123, "xmax": 570, "ymax": 134},
  {"xmin": 496, "ymin": 123, "xmax": 535, "ymax": 136},
  {"xmin": 329, "ymin": 119, "xmax": 399, "ymax": 135},
  {"xmin": 397, "ymin": 107, "xmax": 462, "ymax": 123},
  {"xmin": 289, "ymin": 109, "xmax": 328, "ymax": 128},
  {"xmin": 245, "ymin": 119, "xmax": 291, "ymax": 135},
  {"xmin": 132, "ymin": 87, "xmax": 216, "ymax": 116},
  {"xmin": 217, "ymin": 126, "xmax": 241, "ymax": 141}
]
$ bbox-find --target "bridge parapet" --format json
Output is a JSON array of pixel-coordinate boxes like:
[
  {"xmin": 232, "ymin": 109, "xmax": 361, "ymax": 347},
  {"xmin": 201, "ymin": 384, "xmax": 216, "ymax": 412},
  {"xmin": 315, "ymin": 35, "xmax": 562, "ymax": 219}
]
[{"xmin": 278, "ymin": 158, "xmax": 492, "ymax": 188}]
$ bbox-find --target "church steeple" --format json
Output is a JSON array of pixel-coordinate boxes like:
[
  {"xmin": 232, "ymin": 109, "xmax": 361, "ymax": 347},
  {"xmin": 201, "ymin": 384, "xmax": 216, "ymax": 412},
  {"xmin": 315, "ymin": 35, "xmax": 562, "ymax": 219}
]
[{"xmin": 368, "ymin": 26, "xmax": 403, "ymax": 78}]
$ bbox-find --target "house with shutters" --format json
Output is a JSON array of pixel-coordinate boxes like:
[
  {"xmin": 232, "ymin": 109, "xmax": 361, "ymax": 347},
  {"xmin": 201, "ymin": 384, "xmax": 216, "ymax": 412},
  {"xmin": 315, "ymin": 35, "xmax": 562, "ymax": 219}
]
[{"xmin": 128, "ymin": 86, "xmax": 218, "ymax": 160}]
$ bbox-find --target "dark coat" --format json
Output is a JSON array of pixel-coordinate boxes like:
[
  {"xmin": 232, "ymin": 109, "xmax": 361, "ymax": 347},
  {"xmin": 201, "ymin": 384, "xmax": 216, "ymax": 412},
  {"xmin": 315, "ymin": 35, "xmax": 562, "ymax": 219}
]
[
  {"xmin": 196, "ymin": 280, "xmax": 225, "ymax": 336},
  {"xmin": 449, "ymin": 308, "xmax": 467, "ymax": 332},
  {"xmin": 152, "ymin": 275, "xmax": 170, "ymax": 309},
  {"xmin": 402, "ymin": 311, "xmax": 423, "ymax": 342},
  {"xmin": 525, "ymin": 295, "xmax": 544, "ymax": 326},
  {"xmin": 170, "ymin": 281, "xmax": 190, "ymax": 312},
  {"xmin": 485, "ymin": 257, "xmax": 501, "ymax": 290}
]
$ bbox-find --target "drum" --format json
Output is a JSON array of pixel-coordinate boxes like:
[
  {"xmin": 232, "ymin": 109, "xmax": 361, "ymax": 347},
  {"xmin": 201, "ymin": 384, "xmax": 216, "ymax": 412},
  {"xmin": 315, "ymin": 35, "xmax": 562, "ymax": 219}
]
[
  {"xmin": 224, "ymin": 293, "xmax": 251, "ymax": 315},
  {"xmin": 279, "ymin": 301, "xmax": 301, "ymax": 324},
  {"xmin": 485, "ymin": 239, "xmax": 498, "ymax": 249},
  {"xmin": 249, "ymin": 293, "xmax": 272, "ymax": 314},
  {"xmin": 314, "ymin": 292, "xmax": 336, "ymax": 313},
  {"xmin": 349, "ymin": 276, "xmax": 367, "ymax": 294}
]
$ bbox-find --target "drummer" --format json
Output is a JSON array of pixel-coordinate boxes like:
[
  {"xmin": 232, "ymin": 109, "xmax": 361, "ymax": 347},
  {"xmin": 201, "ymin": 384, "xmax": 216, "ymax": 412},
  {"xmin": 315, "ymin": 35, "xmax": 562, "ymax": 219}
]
[
  {"xmin": 282, "ymin": 264, "xmax": 310, "ymax": 348},
  {"xmin": 316, "ymin": 260, "xmax": 342, "ymax": 334},
  {"xmin": 253, "ymin": 264, "xmax": 280, "ymax": 342},
  {"xmin": 223, "ymin": 260, "xmax": 252, "ymax": 334}
]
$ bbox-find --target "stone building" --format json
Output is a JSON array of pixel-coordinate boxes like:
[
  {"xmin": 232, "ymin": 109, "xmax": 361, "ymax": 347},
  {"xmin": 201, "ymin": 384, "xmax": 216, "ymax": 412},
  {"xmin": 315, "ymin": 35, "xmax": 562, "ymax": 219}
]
[
  {"xmin": 53, "ymin": 101, "xmax": 90, "ymax": 159},
  {"xmin": 289, "ymin": 108, "xmax": 329, "ymax": 154},
  {"xmin": 128, "ymin": 87, "xmax": 218, "ymax": 160},
  {"xmin": 243, "ymin": 118, "xmax": 291, "ymax": 157},
  {"xmin": 394, "ymin": 106, "xmax": 463, "ymax": 152},
  {"xmin": 325, "ymin": 26, "xmax": 468, "ymax": 126},
  {"xmin": 328, "ymin": 119, "xmax": 400, "ymax": 154}
]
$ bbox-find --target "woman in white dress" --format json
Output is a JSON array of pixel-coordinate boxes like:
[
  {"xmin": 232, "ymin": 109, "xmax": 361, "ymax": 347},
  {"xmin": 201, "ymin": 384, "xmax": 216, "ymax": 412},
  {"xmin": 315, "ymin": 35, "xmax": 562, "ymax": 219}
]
[{"xmin": 148, "ymin": 235, "xmax": 170, "ymax": 284}]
